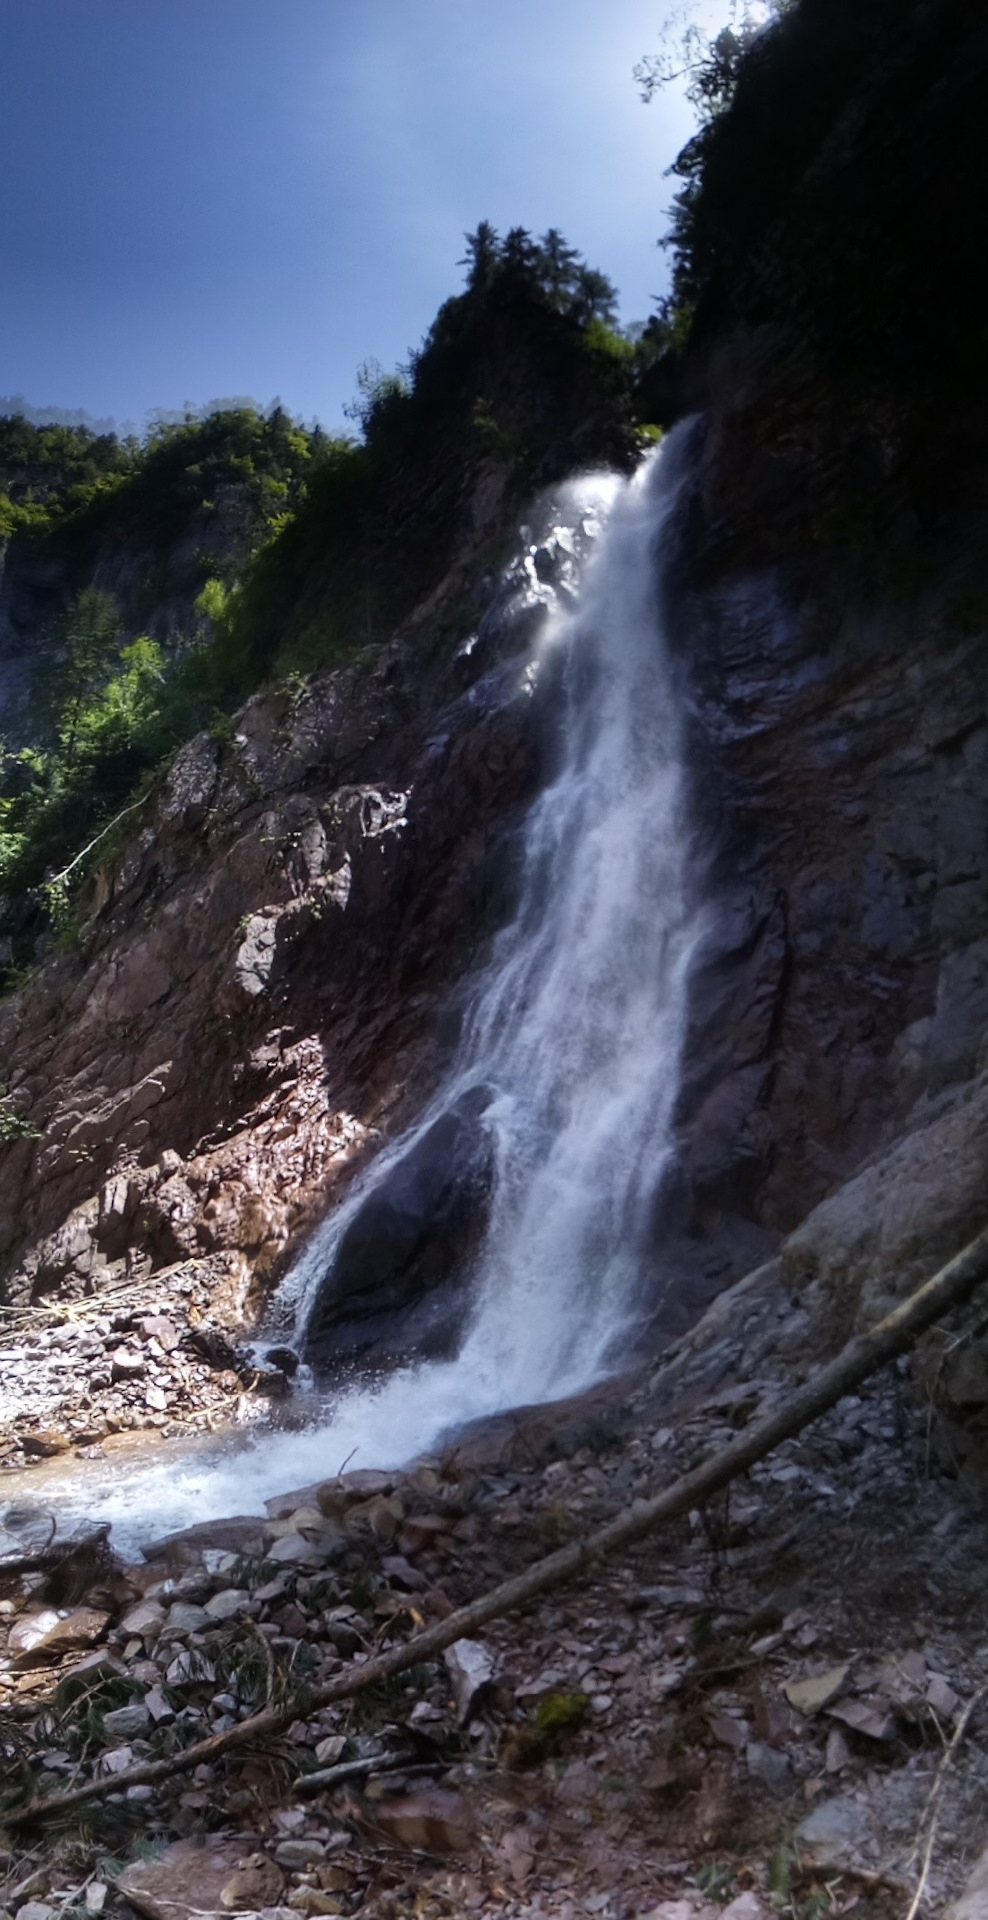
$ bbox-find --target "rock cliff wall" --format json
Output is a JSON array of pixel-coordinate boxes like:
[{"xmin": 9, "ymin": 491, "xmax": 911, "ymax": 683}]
[
  {"xmin": 0, "ymin": 523, "xmax": 555, "ymax": 1328},
  {"xmin": 2, "ymin": 399, "xmax": 988, "ymax": 1438}
]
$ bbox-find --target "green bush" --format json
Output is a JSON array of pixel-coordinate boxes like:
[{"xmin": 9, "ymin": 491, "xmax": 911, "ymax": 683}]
[{"xmin": 0, "ymin": 233, "xmax": 637, "ymax": 960}]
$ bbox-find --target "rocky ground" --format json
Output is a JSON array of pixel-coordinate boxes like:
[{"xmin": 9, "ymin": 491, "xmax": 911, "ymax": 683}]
[
  {"xmin": 0, "ymin": 1264, "xmax": 301, "ymax": 1473},
  {"xmin": 3, "ymin": 1258, "xmax": 988, "ymax": 1920}
]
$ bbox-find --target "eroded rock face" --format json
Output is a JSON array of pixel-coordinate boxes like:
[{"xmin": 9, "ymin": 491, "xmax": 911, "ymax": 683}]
[
  {"xmin": 655, "ymin": 424, "xmax": 988, "ymax": 1306},
  {"xmin": 0, "ymin": 529, "xmax": 553, "ymax": 1357}
]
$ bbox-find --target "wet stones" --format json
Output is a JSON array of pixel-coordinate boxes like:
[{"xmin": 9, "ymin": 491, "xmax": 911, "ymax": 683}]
[{"xmin": 20, "ymin": 1429, "xmax": 71, "ymax": 1458}]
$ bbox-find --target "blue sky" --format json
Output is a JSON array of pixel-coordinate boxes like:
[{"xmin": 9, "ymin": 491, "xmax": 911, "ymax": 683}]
[{"xmin": 0, "ymin": 0, "xmax": 707, "ymax": 433}]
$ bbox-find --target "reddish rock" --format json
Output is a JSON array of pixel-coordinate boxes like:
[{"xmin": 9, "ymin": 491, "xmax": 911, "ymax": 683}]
[
  {"xmin": 373, "ymin": 1787, "xmax": 475, "ymax": 1854},
  {"xmin": 20, "ymin": 1428, "xmax": 71, "ymax": 1457},
  {"xmin": 9, "ymin": 1606, "xmax": 110, "ymax": 1666},
  {"xmin": 116, "ymin": 1837, "xmax": 282, "ymax": 1920}
]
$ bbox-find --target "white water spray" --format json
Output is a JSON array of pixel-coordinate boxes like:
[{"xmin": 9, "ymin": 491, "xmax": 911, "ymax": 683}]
[{"xmin": 18, "ymin": 434, "xmax": 704, "ymax": 1549}]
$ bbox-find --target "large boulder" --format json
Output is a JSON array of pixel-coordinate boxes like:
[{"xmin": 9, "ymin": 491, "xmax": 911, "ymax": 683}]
[
  {"xmin": 783, "ymin": 1067, "xmax": 988, "ymax": 1340},
  {"xmin": 303, "ymin": 1088, "xmax": 493, "ymax": 1369}
]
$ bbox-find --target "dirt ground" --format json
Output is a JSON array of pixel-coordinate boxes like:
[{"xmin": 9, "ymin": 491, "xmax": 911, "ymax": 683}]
[{"xmin": 3, "ymin": 1260, "xmax": 988, "ymax": 1920}]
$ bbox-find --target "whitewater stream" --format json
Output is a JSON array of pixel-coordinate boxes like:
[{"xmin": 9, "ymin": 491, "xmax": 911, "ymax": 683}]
[{"xmin": 13, "ymin": 432, "xmax": 706, "ymax": 1554}]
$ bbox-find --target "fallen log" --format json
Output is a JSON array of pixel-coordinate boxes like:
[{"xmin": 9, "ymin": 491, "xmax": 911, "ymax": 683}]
[{"xmin": 8, "ymin": 1222, "xmax": 988, "ymax": 1830}]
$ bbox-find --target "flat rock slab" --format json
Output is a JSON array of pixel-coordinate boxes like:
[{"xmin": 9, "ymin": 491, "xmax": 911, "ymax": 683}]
[
  {"xmin": 9, "ymin": 1606, "xmax": 110, "ymax": 1667},
  {"xmin": 117, "ymin": 1837, "xmax": 284, "ymax": 1920},
  {"xmin": 444, "ymin": 1637, "xmax": 495, "ymax": 1725},
  {"xmin": 795, "ymin": 1796, "xmax": 873, "ymax": 1870},
  {"xmin": 784, "ymin": 1663, "xmax": 849, "ymax": 1715},
  {"xmin": 374, "ymin": 1787, "xmax": 475, "ymax": 1855},
  {"xmin": 141, "ymin": 1515, "xmax": 265, "ymax": 1568}
]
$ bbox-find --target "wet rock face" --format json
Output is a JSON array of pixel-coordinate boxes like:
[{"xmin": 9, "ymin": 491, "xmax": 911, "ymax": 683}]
[
  {"xmin": 303, "ymin": 1090, "xmax": 494, "ymax": 1369},
  {"xmin": 660, "ymin": 444, "xmax": 988, "ymax": 1299}
]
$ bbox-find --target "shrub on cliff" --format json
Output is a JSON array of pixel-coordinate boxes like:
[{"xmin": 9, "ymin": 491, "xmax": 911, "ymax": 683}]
[
  {"xmin": 211, "ymin": 227, "xmax": 638, "ymax": 685},
  {"xmin": 644, "ymin": 0, "xmax": 985, "ymax": 384},
  {"xmin": 0, "ymin": 233, "xmax": 637, "ymax": 963}
]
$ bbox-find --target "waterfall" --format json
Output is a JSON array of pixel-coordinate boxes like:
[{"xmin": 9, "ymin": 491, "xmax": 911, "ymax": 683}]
[
  {"xmin": 283, "ymin": 428, "xmax": 702, "ymax": 1404},
  {"xmin": 28, "ymin": 429, "xmax": 705, "ymax": 1548}
]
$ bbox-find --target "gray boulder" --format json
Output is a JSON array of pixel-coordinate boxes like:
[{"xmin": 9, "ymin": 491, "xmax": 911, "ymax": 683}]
[{"xmin": 304, "ymin": 1089, "xmax": 493, "ymax": 1368}]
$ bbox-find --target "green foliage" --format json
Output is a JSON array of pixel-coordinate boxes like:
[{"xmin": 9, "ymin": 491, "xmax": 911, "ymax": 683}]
[
  {"xmin": 0, "ymin": 491, "xmax": 52, "ymax": 541},
  {"xmin": 635, "ymin": 7, "xmax": 780, "ymax": 120},
  {"xmin": 537, "ymin": 1502, "xmax": 576, "ymax": 1545},
  {"xmin": 503, "ymin": 1687, "xmax": 590, "ymax": 1768},
  {"xmin": 0, "ymin": 591, "xmax": 167, "ymax": 909},
  {"xmin": 458, "ymin": 224, "xmax": 619, "ymax": 325},
  {"xmin": 194, "ymin": 575, "xmax": 232, "ymax": 626},
  {"xmin": 0, "ymin": 402, "xmax": 318, "ymax": 551},
  {"xmin": 193, "ymin": 437, "xmax": 374, "ymax": 689},
  {"xmin": 582, "ymin": 318, "xmax": 636, "ymax": 364},
  {"xmin": 0, "ymin": 413, "xmax": 137, "ymax": 521},
  {"xmin": 43, "ymin": 586, "xmax": 126, "ymax": 762},
  {"xmin": 765, "ymin": 1846, "xmax": 797, "ymax": 1901},
  {"xmin": 80, "ymin": 403, "xmax": 317, "ymax": 555},
  {"xmin": 693, "ymin": 1862, "xmax": 736, "ymax": 1903},
  {"xmin": 534, "ymin": 1688, "xmax": 590, "ymax": 1733},
  {"xmin": 0, "ymin": 235, "xmax": 637, "ymax": 964},
  {"xmin": 0, "ymin": 1087, "xmax": 39, "ymax": 1142}
]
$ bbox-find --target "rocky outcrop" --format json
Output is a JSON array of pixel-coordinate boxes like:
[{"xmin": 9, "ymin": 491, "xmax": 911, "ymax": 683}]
[
  {"xmin": 651, "ymin": 399, "xmax": 988, "ymax": 1314},
  {"xmin": 0, "ymin": 529, "xmax": 555, "ymax": 1348},
  {"xmin": 2, "ymin": 401, "xmax": 988, "ymax": 1423},
  {"xmin": 303, "ymin": 1088, "xmax": 495, "ymax": 1368}
]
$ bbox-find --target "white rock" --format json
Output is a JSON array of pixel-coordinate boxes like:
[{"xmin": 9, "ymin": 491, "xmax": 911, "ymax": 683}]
[
  {"xmin": 145, "ymin": 1685, "xmax": 175, "ymax": 1723},
  {"xmin": 202, "ymin": 1549, "xmax": 239, "ymax": 1575},
  {"xmin": 266, "ymin": 1533, "xmax": 327, "ymax": 1566},
  {"xmin": 722, "ymin": 1897, "xmax": 770, "ymax": 1920},
  {"xmin": 945, "ymin": 1842, "xmax": 988, "ymax": 1920},
  {"xmin": 926, "ymin": 1672, "xmax": 960, "ymax": 1718},
  {"xmin": 162, "ymin": 1602, "xmax": 212, "ymax": 1634},
  {"xmin": 444, "ymin": 1638, "xmax": 495, "ymax": 1725},
  {"xmin": 166, "ymin": 1649, "xmax": 216, "ymax": 1687},
  {"xmin": 205, "ymin": 1587, "xmax": 249, "ymax": 1621}
]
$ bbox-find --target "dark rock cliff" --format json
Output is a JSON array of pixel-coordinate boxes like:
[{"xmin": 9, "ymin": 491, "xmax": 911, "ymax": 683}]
[{"xmin": 2, "ymin": 396, "xmax": 987, "ymax": 1392}]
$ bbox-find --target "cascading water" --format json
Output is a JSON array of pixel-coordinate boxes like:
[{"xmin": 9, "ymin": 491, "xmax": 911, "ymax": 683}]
[
  {"xmin": 23, "ymin": 430, "xmax": 705, "ymax": 1549},
  {"xmin": 282, "ymin": 429, "xmax": 702, "ymax": 1403}
]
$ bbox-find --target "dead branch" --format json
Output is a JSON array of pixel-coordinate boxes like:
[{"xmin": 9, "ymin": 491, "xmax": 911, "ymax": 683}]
[
  {"xmin": 0, "ymin": 1862, "xmax": 47, "ymax": 1908},
  {"xmin": 905, "ymin": 1683, "xmax": 988, "ymax": 1920},
  {"xmin": 7, "ymin": 1221, "xmax": 988, "ymax": 1831},
  {"xmin": 245, "ymin": 1618, "xmax": 276, "ymax": 1709},
  {"xmin": 295, "ymin": 1752, "xmax": 422, "ymax": 1795}
]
